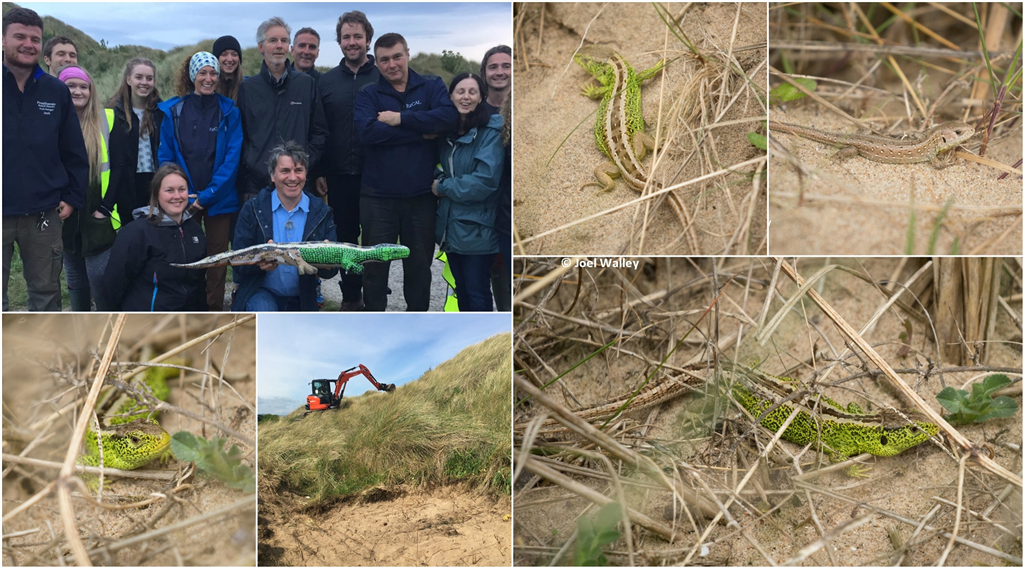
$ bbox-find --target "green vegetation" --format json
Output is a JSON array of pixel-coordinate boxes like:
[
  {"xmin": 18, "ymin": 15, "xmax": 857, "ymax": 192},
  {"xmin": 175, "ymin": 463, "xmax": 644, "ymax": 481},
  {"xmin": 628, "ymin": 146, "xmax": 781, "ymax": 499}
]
[
  {"xmin": 5, "ymin": 247, "xmax": 70, "ymax": 311},
  {"xmin": 2, "ymin": 3, "xmax": 480, "ymax": 103},
  {"xmin": 937, "ymin": 374, "xmax": 1018, "ymax": 425},
  {"xmin": 258, "ymin": 333, "xmax": 511, "ymax": 505},
  {"xmin": 575, "ymin": 502, "xmax": 622, "ymax": 566},
  {"xmin": 171, "ymin": 431, "xmax": 256, "ymax": 493}
]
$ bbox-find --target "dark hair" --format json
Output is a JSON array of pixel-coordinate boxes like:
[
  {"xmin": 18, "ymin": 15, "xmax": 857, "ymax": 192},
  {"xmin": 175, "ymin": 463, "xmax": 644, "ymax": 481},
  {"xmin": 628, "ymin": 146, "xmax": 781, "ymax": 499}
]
[
  {"xmin": 294, "ymin": 27, "xmax": 320, "ymax": 43},
  {"xmin": 448, "ymin": 73, "xmax": 490, "ymax": 133},
  {"xmin": 373, "ymin": 32, "xmax": 407, "ymax": 54},
  {"xmin": 480, "ymin": 45, "xmax": 511, "ymax": 77},
  {"xmin": 336, "ymin": 11, "xmax": 373, "ymax": 45},
  {"xmin": 213, "ymin": 36, "xmax": 242, "ymax": 102},
  {"xmin": 267, "ymin": 141, "xmax": 309, "ymax": 178},
  {"xmin": 175, "ymin": 51, "xmax": 218, "ymax": 97},
  {"xmin": 3, "ymin": 7, "xmax": 43, "ymax": 36},
  {"xmin": 108, "ymin": 57, "xmax": 160, "ymax": 139},
  {"xmin": 43, "ymin": 35, "xmax": 76, "ymax": 58},
  {"xmin": 148, "ymin": 163, "xmax": 189, "ymax": 223}
]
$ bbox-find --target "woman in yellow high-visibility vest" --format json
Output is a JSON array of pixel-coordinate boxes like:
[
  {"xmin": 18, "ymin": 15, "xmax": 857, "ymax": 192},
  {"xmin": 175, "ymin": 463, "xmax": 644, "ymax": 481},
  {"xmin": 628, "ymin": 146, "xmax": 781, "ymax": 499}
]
[{"xmin": 58, "ymin": 65, "xmax": 117, "ymax": 311}]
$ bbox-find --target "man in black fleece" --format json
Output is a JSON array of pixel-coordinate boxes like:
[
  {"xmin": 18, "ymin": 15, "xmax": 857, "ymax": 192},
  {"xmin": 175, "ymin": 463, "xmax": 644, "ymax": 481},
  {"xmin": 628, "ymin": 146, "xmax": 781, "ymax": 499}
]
[
  {"xmin": 2, "ymin": 8, "xmax": 89, "ymax": 311},
  {"xmin": 237, "ymin": 16, "xmax": 328, "ymax": 202}
]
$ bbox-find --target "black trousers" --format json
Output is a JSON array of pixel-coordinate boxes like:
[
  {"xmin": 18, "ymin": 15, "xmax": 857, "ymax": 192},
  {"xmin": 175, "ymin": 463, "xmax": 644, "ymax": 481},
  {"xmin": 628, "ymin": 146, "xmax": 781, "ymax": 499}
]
[
  {"xmin": 326, "ymin": 173, "xmax": 363, "ymax": 303},
  {"xmin": 360, "ymin": 193, "xmax": 436, "ymax": 311}
]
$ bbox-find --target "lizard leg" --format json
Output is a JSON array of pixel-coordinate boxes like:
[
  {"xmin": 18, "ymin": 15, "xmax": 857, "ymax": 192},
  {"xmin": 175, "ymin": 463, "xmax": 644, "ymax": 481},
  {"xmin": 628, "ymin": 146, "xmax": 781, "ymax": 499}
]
[
  {"xmin": 582, "ymin": 163, "xmax": 621, "ymax": 192},
  {"xmin": 633, "ymin": 131, "xmax": 657, "ymax": 160},
  {"xmin": 837, "ymin": 146, "xmax": 860, "ymax": 160},
  {"xmin": 932, "ymin": 149, "xmax": 956, "ymax": 169},
  {"xmin": 294, "ymin": 257, "xmax": 319, "ymax": 276}
]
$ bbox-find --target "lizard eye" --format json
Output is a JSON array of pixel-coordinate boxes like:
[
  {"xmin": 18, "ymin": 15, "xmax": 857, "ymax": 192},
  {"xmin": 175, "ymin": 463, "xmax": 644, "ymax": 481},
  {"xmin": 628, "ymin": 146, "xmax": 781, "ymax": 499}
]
[
  {"xmin": 130, "ymin": 436, "xmax": 140, "ymax": 445},
  {"xmin": 879, "ymin": 435, "xmax": 888, "ymax": 446}
]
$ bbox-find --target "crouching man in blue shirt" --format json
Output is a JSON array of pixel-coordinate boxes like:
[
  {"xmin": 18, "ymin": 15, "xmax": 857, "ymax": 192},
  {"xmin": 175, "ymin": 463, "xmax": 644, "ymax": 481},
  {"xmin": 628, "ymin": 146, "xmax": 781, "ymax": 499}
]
[{"xmin": 232, "ymin": 141, "xmax": 337, "ymax": 311}]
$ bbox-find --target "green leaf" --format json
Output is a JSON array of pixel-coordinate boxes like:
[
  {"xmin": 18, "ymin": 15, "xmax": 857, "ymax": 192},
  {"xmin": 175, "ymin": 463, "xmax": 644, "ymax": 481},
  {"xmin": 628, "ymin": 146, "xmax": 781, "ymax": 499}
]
[
  {"xmin": 769, "ymin": 78, "xmax": 817, "ymax": 104},
  {"xmin": 173, "ymin": 432, "xmax": 255, "ymax": 493},
  {"xmin": 937, "ymin": 375, "xmax": 1018, "ymax": 425},
  {"xmin": 170, "ymin": 431, "xmax": 201, "ymax": 462},
  {"xmin": 747, "ymin": 131, "xmax": 767, "ymax": 150}
]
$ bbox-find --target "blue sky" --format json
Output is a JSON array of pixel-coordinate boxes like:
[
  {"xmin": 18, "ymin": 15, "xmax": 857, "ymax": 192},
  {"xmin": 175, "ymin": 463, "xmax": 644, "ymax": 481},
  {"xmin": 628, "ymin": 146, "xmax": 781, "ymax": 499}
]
[
  {"xmin": 21, "ymin": 2, "xmax": 512, "ymax": 67},
  {"xmin": 257, "ymin": 313, "xmax": 510, "ymax": 414}
]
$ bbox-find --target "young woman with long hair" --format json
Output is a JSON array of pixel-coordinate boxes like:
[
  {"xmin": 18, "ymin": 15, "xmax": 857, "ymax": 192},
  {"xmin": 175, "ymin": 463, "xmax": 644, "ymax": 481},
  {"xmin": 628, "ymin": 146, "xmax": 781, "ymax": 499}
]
[
  {"xmin": 107, "ymin": 57, "xmax": 163, "ymax": 225},
  {"xmin": 58, "ymin": 65, "xmax": 117, "ymax": 311}
]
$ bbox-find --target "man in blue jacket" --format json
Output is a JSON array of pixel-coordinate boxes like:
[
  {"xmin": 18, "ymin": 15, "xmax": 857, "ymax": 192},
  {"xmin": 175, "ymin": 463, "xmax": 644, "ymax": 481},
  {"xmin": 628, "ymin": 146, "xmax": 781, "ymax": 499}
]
[
  {"xmin": 355, "ymin": 32, "xmax": 458, "ymax": 311},
  {"xmin": 2, "ymin": 8, "xmax": 89, "ymax": 311},
  {"xmin": 232, "ymin": 141, "xmax": 338, "ymax": 311}
]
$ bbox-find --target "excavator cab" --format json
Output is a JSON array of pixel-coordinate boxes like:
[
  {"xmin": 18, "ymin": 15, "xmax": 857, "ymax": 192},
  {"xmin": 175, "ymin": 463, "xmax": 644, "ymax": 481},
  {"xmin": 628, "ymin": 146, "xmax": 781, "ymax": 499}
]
[
  {"xmin": 304, "ymin": 365, "xmax": 396, "ymax": 413},
  {"xmin": 306, "ymin": 379, "xmax": 336, "ymax": 410}
]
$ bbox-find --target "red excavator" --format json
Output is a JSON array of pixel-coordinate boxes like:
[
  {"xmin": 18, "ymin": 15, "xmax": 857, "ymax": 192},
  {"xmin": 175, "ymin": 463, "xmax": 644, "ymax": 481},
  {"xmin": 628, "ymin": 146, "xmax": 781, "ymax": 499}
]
[{"xmin": 305, "ymin": 364, "xmax": 396, "ymax": 412}]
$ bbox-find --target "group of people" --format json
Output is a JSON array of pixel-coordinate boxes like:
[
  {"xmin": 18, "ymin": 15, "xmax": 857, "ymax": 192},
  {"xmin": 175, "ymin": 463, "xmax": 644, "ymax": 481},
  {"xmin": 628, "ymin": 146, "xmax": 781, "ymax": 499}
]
[{"xmin": 2, "ymin": 7, "xmax": 512, "ymax": 312}]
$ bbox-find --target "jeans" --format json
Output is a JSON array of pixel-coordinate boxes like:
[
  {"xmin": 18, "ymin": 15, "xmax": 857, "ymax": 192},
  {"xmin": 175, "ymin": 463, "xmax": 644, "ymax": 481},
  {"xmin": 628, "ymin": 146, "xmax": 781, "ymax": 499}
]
[
  {"xmin": 196, "ymin": 210, "xmax": 232, "ymax": 311},
  {"xmin": 62, "ymin": 247, "xmax": 112, "ymax": 310},
  {"xmin": 360, "ymin": 193, "xmax": 436, "ymax": 312},
  {"xmin": 3, "ymin": 209, "xmax": 63, "ymax": 311},
  {"xmin": 491, "ymin": 232, "xmax": 512, "ymax": 312},
  {"xmin": 448, "ymin": 252, "xmax": 496, "ymax": 312},
  {"xmin": 245, "ymin": 288, "xmax": 301, "ymax": 312},
  {"xmin": 327, "ymin": 173, "xmax": 363, "ymax": 303}
]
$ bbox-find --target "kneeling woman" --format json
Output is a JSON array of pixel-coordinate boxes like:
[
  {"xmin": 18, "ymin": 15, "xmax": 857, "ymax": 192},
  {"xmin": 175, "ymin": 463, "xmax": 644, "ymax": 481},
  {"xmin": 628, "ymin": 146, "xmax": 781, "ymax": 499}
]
[
  {"xmin": 433, "ymin": 73, "xmax": 504, "ymax": 311},
  {"xmin": 101, "ymin": 164, "xmax": 208, "ymax": 311}
]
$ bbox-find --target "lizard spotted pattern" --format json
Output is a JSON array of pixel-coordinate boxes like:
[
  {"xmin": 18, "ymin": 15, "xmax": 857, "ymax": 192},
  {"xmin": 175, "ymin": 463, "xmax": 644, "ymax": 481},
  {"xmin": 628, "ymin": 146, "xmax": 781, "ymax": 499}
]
[
  {"xmin": 575, "ymin": 51, "xmax": 690, "ymax": 229},
  {"xmin": 770, "ymin": 120, "xmax": 974, "ymax": 168}
]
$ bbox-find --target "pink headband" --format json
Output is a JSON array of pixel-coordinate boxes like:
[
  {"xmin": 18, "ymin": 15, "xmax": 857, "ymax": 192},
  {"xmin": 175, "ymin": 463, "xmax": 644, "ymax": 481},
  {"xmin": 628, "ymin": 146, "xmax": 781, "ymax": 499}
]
[{"xmin": 58, "ymin": 66, "xmax": 91, "ymax": 85}]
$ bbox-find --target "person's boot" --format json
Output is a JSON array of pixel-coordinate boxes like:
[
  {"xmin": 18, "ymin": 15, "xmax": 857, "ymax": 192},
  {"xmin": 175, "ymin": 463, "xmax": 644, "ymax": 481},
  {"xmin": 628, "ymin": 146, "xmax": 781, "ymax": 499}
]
[{"xmin": 68, "ymin": 288, "xmax": 92, "ymax": 312}]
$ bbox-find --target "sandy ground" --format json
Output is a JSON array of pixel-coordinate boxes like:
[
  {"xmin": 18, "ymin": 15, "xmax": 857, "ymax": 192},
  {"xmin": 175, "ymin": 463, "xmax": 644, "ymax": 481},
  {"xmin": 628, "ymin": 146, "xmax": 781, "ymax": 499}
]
[
  {"xmin": 2, "ymin": 315, "xmax": 256, "ymax": 566},
  {"xmin": 513, "ymin": 3, "xmax": 768, "ymax": 255},
  {"xmin": 513, "ymin": 257, "xmax": 1022, "ymax": 566},
  {"xmin": 258, "ymin": 485, "xmax": 511, "ymax": 566}
]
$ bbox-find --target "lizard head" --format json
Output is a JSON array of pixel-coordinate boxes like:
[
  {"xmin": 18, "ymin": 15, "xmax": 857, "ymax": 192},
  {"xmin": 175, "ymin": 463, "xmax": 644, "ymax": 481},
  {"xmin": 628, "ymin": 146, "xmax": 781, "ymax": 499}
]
[
  {"xmin": 937, "ymin": 122, "xmax": 975, "ymax": 151},
  {"xmin": 101, "ymin": 421, "xmax": 172, "ymax": 469},
  {"xmin": 853, "ymin": 421, "xmax": 939, "ymax": 457}
]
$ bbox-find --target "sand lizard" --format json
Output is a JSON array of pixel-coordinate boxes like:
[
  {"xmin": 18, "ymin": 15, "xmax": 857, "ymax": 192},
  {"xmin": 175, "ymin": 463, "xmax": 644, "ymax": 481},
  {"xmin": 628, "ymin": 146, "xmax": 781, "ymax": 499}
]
[
  {"xmin": 78, "ymin": 364, "xmax": 177, "ymax": 488},
  {"xmin": 172, "ymin": 242, "xmax": 410, "ymax": 275},
  {"xmin": 770, "ymin": 120, "xmax": 974, "ymax": 169},
  {"xmin": 516, "ymin": 367, "xmax": 937, "ymax": 474},
  {"xmin": 575, "ymin": 50, "xmax": 690, "ymax": 229}
]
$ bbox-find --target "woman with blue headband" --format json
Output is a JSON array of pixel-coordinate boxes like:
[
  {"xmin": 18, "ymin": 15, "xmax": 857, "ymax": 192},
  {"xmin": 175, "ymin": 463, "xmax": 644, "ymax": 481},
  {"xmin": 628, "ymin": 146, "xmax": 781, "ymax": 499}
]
[{"xmin": 156, "ymin": 51, "xmax": 242, "ymax": 311}]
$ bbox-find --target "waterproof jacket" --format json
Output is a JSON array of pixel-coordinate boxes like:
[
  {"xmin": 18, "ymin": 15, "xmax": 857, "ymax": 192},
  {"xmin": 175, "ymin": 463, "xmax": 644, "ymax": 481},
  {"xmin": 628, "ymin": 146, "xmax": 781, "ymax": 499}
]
[
  {"xmin": 2, "ymin": 63, "xmax": 88, "ymax": 215},
  {"xmin": 101, "ymin": 207, "xmax": 207, "ymax": 311},
  {"xmin": 157, "ymin": 93, "xmax": 242, "ymax": 216},
  {"xmin": 232, "ymin": 187, "xmax": 338, "ymax": 311},
  {"xmin": 354, "ymin": 68, "xmax": 458, "ymax": 198},
  {"xmin": 236, "ymin": 60, "xmax": 328, "ymax": 196},
  {"xmin": 435, "ymin": 113, "xmax": 503, "ymax": 255},
  {"xmin": 108, "ymin": 97, "xmax": 163, "ymax": 219},
  {"xmin": 317, "ymin": 55, "xmax": 379, "ymax": 176}
]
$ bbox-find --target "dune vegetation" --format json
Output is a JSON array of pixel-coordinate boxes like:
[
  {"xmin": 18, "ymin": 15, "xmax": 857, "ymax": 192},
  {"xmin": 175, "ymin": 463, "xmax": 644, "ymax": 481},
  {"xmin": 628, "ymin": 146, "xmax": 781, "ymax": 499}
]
[{"xmin": 258, "ymin": 333, "xmax": 510, "ymax": 506}]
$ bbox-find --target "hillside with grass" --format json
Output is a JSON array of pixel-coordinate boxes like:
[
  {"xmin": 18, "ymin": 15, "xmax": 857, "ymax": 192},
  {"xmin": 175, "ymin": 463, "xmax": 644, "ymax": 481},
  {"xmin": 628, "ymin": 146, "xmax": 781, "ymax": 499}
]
[
  {"xmin": 258, "ymin": 333, "xmax": 510, "ymax": 506},
  {"xmin": 3, "ymin": 2, "xmax": 481, "ymax": 105}
]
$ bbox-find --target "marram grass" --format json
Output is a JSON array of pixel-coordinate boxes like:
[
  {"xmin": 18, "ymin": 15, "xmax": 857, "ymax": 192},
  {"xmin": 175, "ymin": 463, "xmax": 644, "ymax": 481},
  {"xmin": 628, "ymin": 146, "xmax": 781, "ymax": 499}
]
[{"xmin": 258, "ymin": 333, "xmax": 511, "ymax": 505}]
